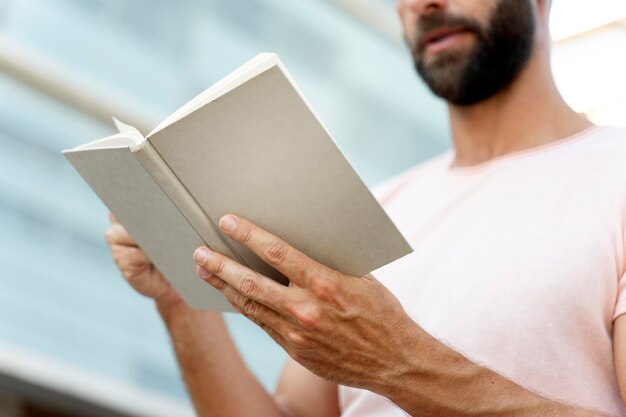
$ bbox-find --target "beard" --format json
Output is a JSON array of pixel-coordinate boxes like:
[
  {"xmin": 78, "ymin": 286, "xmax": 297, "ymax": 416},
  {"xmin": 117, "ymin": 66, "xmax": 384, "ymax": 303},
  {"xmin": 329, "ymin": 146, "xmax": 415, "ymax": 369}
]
[{"xmin": 411, "ymin": 0, "xmax": 536, "ymax": 106}]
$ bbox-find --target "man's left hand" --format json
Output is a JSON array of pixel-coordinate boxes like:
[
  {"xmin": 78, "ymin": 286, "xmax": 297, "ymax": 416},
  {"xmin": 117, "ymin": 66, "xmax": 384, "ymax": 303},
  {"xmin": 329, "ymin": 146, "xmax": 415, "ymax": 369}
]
[{"xmin": 193, "ymin": 214, "xmax": 419, "ymax": 390}]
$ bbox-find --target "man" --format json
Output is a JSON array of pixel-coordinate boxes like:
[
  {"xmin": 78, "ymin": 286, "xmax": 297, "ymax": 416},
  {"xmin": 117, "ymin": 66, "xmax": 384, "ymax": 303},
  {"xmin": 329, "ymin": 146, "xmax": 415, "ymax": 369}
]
[{"xmin": 105, "ymin": 0, "xmax": 626, "ymax": 415}]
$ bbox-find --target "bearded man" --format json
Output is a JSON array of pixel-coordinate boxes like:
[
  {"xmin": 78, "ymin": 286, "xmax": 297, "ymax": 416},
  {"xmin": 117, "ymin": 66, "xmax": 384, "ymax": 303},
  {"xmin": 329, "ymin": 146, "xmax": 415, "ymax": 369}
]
[{"xmin": 105, "ymin": 0, "xmax": 626, "ymax": 415}]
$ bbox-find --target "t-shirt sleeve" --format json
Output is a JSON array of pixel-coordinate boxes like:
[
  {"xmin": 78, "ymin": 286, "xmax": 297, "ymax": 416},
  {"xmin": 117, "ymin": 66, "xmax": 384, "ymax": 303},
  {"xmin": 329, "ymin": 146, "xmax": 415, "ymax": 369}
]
[
  {"xmin": 614, "ymin": 215, "xmax": 626, "ymax": 321},
  {"xmin": 614, "ymin": 272, "xmax": 626, "ymax": 321}
]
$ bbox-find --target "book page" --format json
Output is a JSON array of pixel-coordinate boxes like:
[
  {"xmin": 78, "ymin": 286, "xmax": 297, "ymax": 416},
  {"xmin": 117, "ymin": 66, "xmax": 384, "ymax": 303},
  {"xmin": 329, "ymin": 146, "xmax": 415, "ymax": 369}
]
[
  {"xmin": 64, "ymin": 118, "xmax": 145, "ymax": 152},
  {"xmin": 70, "ymin": 133, "xmax": 136, "ymax": 151},
  {"xmin": 113, "ymin": 117, "xmax": 145, "ymax": 144}
]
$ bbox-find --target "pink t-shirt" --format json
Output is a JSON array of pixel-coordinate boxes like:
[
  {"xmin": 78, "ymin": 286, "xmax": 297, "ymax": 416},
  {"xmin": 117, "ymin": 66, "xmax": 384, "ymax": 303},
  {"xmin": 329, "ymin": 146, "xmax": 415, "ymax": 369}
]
[{"xmin": 339, "ymin": 126, "xmax": 626, "ymax": 416}]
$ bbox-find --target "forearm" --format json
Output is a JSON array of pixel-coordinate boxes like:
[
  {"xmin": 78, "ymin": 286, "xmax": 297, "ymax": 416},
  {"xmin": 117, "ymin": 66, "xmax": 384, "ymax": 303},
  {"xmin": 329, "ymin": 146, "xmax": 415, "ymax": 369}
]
[
  {"xmin": 158, "ymin": 302, "xmax": 285, "ymax": 417},
  {"xmin": 378, "ymin": 326, "xmax": 603, "ymax": 417}
]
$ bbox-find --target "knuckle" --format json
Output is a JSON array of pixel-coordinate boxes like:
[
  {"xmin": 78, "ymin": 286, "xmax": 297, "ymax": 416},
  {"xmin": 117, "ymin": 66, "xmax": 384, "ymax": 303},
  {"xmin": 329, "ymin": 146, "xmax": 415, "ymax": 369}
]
[
  {"xmin": 286, "ymin": 331, "xmax": 310, "ymax": 349},
  {"xmin": 263, "ymin": 241, "xmax": 287, "ymax": 265},
  {"xmin": 240, "ymin": 273, "xmax": 259, "ymax": 297},
  {"xmin": 122, "ymin": 269, "xmax": 135, "ymax": 281},
  {"xmin": 127, "ymin": 248, "xmax": 145, "ymax": 266},
  {"xmin": 297, "ymin": 261, "xmax": 317, "ymax": 282},
  {"xmin": 310, "ymin": 276, "xmax": 336, "ymax": 300},
  {"xmin": 294, "ymin": 306, "xmax": 322, "ymax": 331},
  {"xmin": 109, "ymin": 224, "xmax": 125, "ymax": 241},
  {"xmin": 235, "ymin": 291, "xmax": 246, "ymax": 307},
  {"xmin": 212, "ymin": 277, "xmax": 226, "ymax": 290},
  {"xmin": 283, "ymin": 302, "xmax": 300, "ymax": 317},
  {"xmin": 214, "ymin": 258, "xmax": 225, "ymax": 276},
  {"xmin": 240, "ymin": 227, "xmax": 255, "ymax": 245},
  {"xmin": 242, "ymin": 297, "xmax": 257, "ymax": 316}
]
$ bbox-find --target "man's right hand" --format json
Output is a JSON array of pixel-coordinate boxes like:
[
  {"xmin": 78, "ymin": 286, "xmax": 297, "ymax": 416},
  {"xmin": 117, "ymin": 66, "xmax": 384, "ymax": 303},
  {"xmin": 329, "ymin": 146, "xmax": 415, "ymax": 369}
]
[
  {"xmin": 104, "ymin": 213, "xmax": 184, "ymax": 311},
  {"xmin": 103, "ymin": 214, "xmax": 339, "ymax": 417}
]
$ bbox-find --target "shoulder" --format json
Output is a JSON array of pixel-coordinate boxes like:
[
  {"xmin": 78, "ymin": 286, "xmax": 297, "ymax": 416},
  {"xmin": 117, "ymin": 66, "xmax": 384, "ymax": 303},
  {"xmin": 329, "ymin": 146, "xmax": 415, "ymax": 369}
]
[
  {"xmin": 570, "ymin": 125, "xmax": 626, "ymax": 157},
  {"xmin": 370, "ymin": 150, "xmax": 452, "ymax": 205},
  {"xmin": 560, "ymin": 126, "xmax": 626, "ymax": 215},
  {"xmin": 588, "ymin": 125, "xmax": 626, "ymax": 142},
  {"xmin": 567, "ymin": 126, "xmax": 626, "ymax": 178}
]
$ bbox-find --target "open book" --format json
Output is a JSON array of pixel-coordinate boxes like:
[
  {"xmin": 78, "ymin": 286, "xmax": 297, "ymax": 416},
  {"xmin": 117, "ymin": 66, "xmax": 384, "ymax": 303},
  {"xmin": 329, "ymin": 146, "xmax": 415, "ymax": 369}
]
[{"xmin": 63, "ymin": 53, "xmax": 412, "ymax": 311}]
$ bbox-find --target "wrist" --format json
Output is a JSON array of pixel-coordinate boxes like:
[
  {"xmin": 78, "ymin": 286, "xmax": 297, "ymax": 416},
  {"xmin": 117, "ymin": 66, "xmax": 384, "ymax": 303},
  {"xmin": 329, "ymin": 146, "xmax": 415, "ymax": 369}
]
[
  {"xmin": 156, "ymin": 296, "xmax": 190, "ymax": 323},
  {"xmin": 366, "ymin": 316, "xmax": 427, "ymax": 398},
  {"xmin": 372, "ymin": 319, "xmax": 465, "ymax": 410},
  {"xmin": 155, "ymin": 297, "xmax": 225, "ymax": 331}
]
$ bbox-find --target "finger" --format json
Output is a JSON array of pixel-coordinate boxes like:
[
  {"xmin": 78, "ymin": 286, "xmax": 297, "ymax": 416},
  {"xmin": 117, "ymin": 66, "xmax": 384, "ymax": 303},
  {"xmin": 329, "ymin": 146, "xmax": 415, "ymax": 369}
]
[
  {"xmin": 111, "ymin": 244, "xmax": 150, "ymax": 274},
  {"xmin": 238, "ymin": 300, "xmax": 291, "ymax": 352},
  {"xmin": 196, "ymin": 264, "xmax": 214, "ymax": 281},
  {"xmin": 202, "ymin": 271, "xmax": 291, "ymax": 333},
  {"xmin": 109, "ymin": 212, "xmax": 118, "ymax": 224},
  {"xmin": 217, "ymin": 214, "xmax": 328, "ymax": 286},
  {"xmin": 193, "ymin": 246, "xmax": 291, "ymax": 314},
  {"xmin": 105, "ymin": 223, "xmax": 136, "ymax": 246},
  {"xmin": 220, "ymin": 281, "xmax": 290, "ymax": 332},
  {"xmin": 197, "ymin": 265, "xmax": 300, "ymax": 332}
]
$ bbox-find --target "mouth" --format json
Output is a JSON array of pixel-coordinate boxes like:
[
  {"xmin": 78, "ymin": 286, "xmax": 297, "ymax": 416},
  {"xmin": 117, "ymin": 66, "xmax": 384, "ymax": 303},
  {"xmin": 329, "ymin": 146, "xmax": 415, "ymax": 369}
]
[{"xmin": 419, "ymin": 27, "xmax": 472, "ymax": 54}]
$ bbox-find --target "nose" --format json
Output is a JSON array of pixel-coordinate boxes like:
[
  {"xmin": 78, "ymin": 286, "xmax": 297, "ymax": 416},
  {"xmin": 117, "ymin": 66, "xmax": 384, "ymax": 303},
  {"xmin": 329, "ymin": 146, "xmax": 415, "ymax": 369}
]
[{"xmin": 402, "ymin": 0, "xmax": 448, "ymax": 15}]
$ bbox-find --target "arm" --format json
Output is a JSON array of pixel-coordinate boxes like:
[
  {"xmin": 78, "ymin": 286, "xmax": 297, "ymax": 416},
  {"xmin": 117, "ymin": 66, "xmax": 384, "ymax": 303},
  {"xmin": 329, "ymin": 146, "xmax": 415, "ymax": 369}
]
[
  {"xmin": 275, "ymin": 359, "xmax": 340, "ymax": 417},
  {"xmin": 159, "ymin": 306, "xmax": 284, "ymax": 417},
  {"xmin": 105, "ymin": 214, "xmax": 339, "ymax": 417},
  {"xmin": 193, "ymin": 214, "xmax": 613, "ymax": 417},
  {"xmin": 376, "ymin": 324, "xmax": 606, "ymax": 417},
  {"xmin": 612, "ymin": 314, "xmax": 626, "ymax": 404},
  {"xmin": 160, "ymin": 306, "xmax": 339, "ymax": 417}
]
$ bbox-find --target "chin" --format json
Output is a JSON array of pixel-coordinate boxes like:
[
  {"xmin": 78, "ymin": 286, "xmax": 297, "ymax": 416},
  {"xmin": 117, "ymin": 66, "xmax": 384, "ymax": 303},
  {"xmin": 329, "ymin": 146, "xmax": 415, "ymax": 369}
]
[{"xmin": 421, "ymin": 49, "xmax": 468, "ymax": 76}]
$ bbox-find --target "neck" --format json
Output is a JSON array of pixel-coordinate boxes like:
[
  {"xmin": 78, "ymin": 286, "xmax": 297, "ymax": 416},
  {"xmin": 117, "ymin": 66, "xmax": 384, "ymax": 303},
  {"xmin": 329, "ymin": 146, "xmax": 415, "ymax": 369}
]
[{"xmin": 448, "ymin": 51, "xmax": 592, "ymax": 168}]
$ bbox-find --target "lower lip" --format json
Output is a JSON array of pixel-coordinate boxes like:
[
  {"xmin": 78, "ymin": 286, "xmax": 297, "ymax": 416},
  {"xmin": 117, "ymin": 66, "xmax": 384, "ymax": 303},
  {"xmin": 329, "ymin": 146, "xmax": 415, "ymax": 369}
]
[{"xmin": 424, "ymin": 31, "xmax": 471, "ymax": 54}]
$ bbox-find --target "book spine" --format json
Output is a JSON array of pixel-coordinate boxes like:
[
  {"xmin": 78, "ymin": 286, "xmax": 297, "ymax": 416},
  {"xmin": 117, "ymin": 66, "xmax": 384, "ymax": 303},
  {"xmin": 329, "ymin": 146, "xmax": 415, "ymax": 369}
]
[{"xmin": 132, "ymin": 141, "xmax": 247, "ymax": 267}]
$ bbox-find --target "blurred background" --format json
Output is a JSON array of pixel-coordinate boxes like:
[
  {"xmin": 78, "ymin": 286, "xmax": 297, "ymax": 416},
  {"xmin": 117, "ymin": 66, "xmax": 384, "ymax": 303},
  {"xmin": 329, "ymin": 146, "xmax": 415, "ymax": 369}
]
[{"xmin": 0, "ymin": 0, "xmax": 624, "ymax": 416}]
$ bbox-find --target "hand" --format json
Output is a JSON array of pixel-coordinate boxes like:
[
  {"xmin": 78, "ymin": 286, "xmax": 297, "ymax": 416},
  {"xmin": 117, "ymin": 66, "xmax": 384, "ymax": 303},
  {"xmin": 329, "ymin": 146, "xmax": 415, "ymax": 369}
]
[
  {"xmin": 193, "ymin": 214, "xmax": 419, "ymax": 391},
  {"xmin": 105, "ymin": 213, "xmax": 184, "ymax": 311}
]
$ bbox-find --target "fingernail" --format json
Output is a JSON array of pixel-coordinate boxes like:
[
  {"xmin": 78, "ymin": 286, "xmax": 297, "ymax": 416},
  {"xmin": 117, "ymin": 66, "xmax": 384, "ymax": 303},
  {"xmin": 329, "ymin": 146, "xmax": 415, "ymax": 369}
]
[
  {"xmin": 198, "ymin": 267, "xmax": 211, "ymax": 279},
  {"xmin": 193, "ymin": 247, "xmax": 211, "ymax": 264},
  {"xmin": 220, "ymin": 215, "xmax": 238, "ymax": 233}
]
